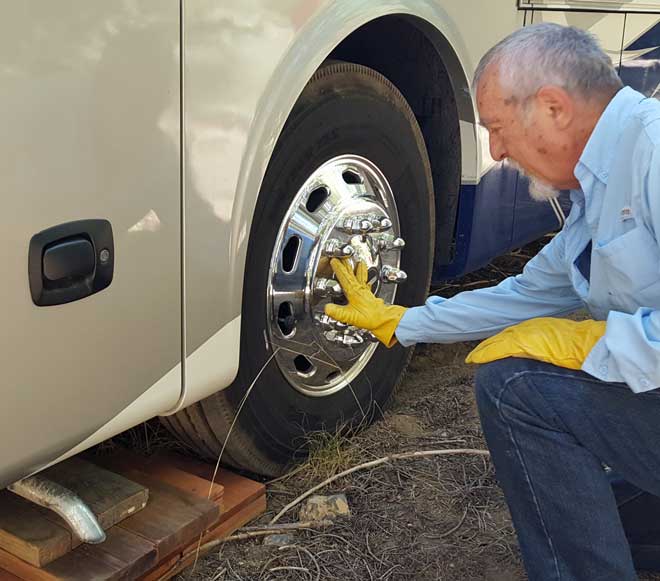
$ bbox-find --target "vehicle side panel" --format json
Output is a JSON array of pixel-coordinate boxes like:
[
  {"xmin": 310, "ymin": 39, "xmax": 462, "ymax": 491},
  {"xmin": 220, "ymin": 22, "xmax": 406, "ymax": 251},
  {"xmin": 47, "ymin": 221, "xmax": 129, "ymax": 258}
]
[{"xmin": 0, "ymin": 1, "xmax": 181, "ymax": 487}]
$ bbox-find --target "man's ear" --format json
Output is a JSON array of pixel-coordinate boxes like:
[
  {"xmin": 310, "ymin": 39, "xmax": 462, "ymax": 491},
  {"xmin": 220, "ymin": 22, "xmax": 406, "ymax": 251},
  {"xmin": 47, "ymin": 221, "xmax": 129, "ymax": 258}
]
[{"xmin": 535, "ymin": 86, "xmax": 574, "ymax": 130}]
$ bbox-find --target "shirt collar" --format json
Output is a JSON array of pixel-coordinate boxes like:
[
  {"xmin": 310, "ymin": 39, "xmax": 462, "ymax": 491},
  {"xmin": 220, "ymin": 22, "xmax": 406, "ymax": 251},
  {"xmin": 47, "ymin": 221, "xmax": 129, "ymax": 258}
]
[{"xmin": 576, "ymin": 86, "xmax": 645, "ymax": 184}]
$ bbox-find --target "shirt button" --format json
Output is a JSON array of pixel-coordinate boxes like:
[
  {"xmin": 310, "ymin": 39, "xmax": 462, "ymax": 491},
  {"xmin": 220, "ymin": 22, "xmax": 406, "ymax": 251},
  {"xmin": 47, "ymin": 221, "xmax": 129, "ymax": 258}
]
[{"xmin": 599, "ymin": 365, "xmax": 608, "ymax": 375}]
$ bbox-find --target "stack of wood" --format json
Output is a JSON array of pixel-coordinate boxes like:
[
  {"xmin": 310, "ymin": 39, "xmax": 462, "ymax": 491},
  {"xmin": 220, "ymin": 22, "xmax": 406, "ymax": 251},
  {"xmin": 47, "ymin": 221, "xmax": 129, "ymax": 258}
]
[{"xmin": 0, "ymin": 451, "xmax": 265, "ymax": 580}]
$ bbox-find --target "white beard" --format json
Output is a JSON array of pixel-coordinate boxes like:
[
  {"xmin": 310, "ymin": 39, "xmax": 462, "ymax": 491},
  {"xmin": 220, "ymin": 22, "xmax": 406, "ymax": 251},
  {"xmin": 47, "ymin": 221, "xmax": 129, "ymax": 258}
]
[
  {"xmin": 528, "ymin": 178, "xmax": 561, "ymax": 202},
  {"xmin": 508, "ymin": 160, "xmax": 561, "ymax": 202}
]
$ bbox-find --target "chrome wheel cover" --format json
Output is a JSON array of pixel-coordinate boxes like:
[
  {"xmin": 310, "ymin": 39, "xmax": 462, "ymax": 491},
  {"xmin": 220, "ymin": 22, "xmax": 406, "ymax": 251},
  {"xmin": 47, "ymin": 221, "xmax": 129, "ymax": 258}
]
[{"xmin": 266, "ymin": 155, "xmax": 406, "ymax": 397}]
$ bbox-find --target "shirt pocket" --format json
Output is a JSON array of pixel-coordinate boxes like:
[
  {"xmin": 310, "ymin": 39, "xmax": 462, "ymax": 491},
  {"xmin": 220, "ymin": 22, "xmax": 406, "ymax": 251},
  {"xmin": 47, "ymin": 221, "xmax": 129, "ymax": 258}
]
[{"xmin": 593, "ymin": 225, "xmax": 660, "ymax": 309}]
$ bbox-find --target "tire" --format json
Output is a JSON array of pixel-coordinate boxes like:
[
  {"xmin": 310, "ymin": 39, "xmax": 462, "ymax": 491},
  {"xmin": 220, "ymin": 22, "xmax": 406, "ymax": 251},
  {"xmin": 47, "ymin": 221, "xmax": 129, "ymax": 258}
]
[{"xmin": 163, "ymin": 62, "xmax": 435, "ymax": 476}]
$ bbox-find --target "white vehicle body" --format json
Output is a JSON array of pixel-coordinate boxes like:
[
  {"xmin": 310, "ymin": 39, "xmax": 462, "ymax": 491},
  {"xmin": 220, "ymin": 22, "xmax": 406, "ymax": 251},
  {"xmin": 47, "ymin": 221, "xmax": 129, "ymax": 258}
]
[{"xmin": 1, "ymin": 0, "xmax": 658, "ymax": 486}]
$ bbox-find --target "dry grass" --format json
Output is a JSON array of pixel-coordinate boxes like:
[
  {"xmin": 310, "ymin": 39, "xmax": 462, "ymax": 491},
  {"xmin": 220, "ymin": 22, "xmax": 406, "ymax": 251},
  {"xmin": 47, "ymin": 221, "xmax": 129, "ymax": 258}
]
[
  {"xmin": 290, "ymin": 430, "xmax": 365, "ymax": 489},
  {"xmin": 94, "ymin": 417, "xmax": 191, "ymax": 458}
]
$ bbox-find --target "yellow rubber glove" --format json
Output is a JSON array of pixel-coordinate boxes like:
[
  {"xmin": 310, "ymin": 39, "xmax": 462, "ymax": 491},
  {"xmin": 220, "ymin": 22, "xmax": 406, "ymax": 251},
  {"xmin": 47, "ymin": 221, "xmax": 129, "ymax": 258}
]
[
  {"xmin": 465, "ymin": 317, "xmax": 606, "ymax": 370},
  {"xmin": 324, "ymin": 258, "xmax": 407, "ymax": 348}
]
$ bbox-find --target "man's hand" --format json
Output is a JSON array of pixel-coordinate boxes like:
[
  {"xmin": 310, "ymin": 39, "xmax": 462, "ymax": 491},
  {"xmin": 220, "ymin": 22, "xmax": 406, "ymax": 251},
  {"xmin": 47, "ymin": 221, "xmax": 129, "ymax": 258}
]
[
  {"xmin": 324, "ymin": 258, "xmax": 407, "ymax": 348},
  {"xmin": 465, "ymin": 317, "xmax": 606, "ymax": 370}
]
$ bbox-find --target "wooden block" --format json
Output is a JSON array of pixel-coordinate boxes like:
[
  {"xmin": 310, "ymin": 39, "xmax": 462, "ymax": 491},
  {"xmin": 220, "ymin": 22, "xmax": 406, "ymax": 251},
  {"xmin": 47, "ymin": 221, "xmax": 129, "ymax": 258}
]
[
  {"xmin": 85, "ymin": 526, "xmax": 156, "ymax": 578},
  {"xmin": 0, "ymin": 527, "xmax": 156, "ymax": 581},
  {"xmin": 45, "ymin": 548, "xmax": 126, "ymax": 581},
  {"xmin": 0, "ymin": 571, "xmax": 24, "ymax": 580},
  {"xmin": 44, "ymin": 527, "xmax": 156, "ymax": 581},
  {"xmin": 0, "ymin": 491, "xmax": 72, "ymax": 567},
  {"xmin": 205, "ymin": 492, "xmax": 267, "ymax": 540},
  {"xmin": 43, "ymin": 458, "xmax": 149, "ymax": 530},
  {"xmin": 0, "ymin": 547, "xmax": 55, "ymax": 581},
  {"xmin": 0, "ymin": 451, "xmax": 264, "ymax": 581},
  {"xmin": 139, "ymin": 491, "xmax": 267, "ymax": 581},
  {"xmin": 153, "ymin": 453, "xmax": 265, "ymax": 514},
  {"xmin": 113, "ymin": 471, "xmax": 219, "ymax": 559},
  {"xmin": 212, "ymin": 470, "xmax": 264, "ymax": 518},
  {"xmin": 91, "ymin": 452, "xmax": 223, "ymax": 503}
]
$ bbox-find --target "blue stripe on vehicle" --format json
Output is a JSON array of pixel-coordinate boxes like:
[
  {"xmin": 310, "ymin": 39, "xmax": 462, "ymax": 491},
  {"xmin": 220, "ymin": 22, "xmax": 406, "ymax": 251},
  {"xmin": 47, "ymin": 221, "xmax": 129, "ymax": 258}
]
[
  {"xmin": 432, "ymin": 165, "xmax": 566, "ymax": 284},
  {"xmin": 620, "ymin": 19, "xmax": 660, "ymax": 98},
  {"xmin": 432, "ymin": 162, "xmax": 518, "ymax": 282}
]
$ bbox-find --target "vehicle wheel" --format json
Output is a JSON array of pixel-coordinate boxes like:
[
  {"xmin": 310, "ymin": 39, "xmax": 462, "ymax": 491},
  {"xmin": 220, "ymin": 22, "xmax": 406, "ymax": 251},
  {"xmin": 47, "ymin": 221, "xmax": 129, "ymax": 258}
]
[{"xmin": 163, "ymin": 62, "xmax": 435, "ymax": 476}]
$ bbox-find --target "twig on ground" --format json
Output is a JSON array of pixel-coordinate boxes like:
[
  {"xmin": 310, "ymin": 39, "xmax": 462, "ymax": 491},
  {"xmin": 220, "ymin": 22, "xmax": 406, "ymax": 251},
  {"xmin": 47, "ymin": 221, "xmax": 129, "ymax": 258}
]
[
  {"xmin": 430, "ymin": 507, "xmax": 469, "ymax": 539},
  {"xmin": 265, "ymin": 462, "xmax": 308, "ymax": 485},
  {"xmin": 260, "ymin": 545, "xmax": 321, "ymax": 581},
  {"xmin": 210, "ymin": 567, "xmax": 227, "ymax": 581},
  {"xmin": 239, "ymin": 520, "xmax": 333, "ymax": 533},
  {"xmin": 269, "ymin": 448, "xmax": 490, "ymax": 525},
  {"xmin": 195, "ymin": 520, "xmax": 334, "ymax": 552}
]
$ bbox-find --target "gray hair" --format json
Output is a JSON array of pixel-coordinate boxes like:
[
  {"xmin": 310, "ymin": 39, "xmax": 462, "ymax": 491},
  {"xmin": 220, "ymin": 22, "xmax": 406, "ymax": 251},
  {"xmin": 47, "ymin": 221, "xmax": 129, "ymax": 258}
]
[{"xmin": 474, "ymin": 23, "xmax": 622, "ymax": 102}]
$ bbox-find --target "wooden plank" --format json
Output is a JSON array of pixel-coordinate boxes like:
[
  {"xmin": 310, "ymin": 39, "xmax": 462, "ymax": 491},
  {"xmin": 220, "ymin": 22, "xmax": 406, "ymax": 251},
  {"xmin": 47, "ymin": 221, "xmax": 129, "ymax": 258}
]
[
  {"xmin": 211, "ymin": 470, "xmax": 264, "ymax": 518},
  {"xmin": 139, "ymin": 491, "xmax": 267, "ymax": 581},
  {"xmin": 45, "ymin": 543, "xmax": 127, "ymax": 581},
  {"xmin": 90, "ymin": 452, "xmax": 223, "ymax": 503},
  {"xmin": 154, "ymin": 453, "xmax": 265, "ymax": 513},
  {"xmin": 0, "ymin": 490, "xmax": 84, "ymax": 554},
  {"xmin": 0, "ymin": 547, "xmax": 56, "ymax": 581},
  {"xmin": 43, "ymin": 458, "xmax": 149, "ymax": 530},
  {"xmin": 0, "ymin": 458, "xmax": 149, "ymax": 568},
  {"xmin": 0, "ymin": 451, "xmax": 264, "ymax": 581},
  {"xmin": 0, "ymin": 491, "xmax": 72, "ymax": 567},
  {"xmin": 44, "ymin": 527, "xmax": 156, "ymax": 581},
  {"xmin": 0, "ymin": 571, "xmax": 24, "ymax": 581},
  {"xmin": 113, "ymin": 471, "xmax": 219, "ymax": 560},
  {"xmin": 0, "ymin": 523, "xmax": 156, "ymax": 581}
]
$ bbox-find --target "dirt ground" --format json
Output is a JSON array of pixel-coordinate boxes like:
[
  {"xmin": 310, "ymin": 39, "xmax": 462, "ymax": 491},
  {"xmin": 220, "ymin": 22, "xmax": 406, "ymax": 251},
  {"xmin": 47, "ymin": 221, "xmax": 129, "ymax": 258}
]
[{"xmin": 170, "ymin": 239, "xmax": 660, "ymax": 581}]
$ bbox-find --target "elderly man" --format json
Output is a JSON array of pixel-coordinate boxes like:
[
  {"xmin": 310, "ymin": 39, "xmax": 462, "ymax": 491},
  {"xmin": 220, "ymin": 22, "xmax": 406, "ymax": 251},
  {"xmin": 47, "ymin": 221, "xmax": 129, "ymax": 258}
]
[{"xmin": 326, "ymin": 23, "xmax": 660, "ymax": 581}]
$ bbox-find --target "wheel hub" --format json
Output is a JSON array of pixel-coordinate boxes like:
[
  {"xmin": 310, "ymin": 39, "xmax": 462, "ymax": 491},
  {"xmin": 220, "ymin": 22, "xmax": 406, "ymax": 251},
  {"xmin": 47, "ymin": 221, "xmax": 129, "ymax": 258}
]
[{"xmin": 267, "ymin": 155, "xmax": 407, "ymax": 397}]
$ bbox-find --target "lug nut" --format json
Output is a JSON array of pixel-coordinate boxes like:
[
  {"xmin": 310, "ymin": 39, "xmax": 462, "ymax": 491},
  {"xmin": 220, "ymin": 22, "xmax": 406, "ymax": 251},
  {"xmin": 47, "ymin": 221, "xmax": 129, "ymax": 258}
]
[
  {"xmin": 376, "ymin": 217, "xmax": 393, "ymax": 231},
  {"xmin": 323, "ymin": 239, "xmax": 355, "ymax": 258},
  {"xmin": 358, "ymin": 330, "xmax": 380, "ymax": 343},
  {"xmin": 314, "ymin": 277, "xmax": 343, "ymax": 297},
  {"xmin": 329, "ymin": 332, "xmax": 364, "ymax": 346},
  {"xmin": 314, "ymin": 313, "xmax": 330, "ymax": 327},
  {"xmin": 324, "ymin": 329, "xmax": 340, "ymax": 342},
  {"xmin": 358, "ymin": 219, "xmax": 373, "ymax": 234},
  {"xmin": 338, "ymin": 214, "xmax": 394, "ymax": 235},
  {"xmin": 381, "ymin": 265, "xmax": 407, "ymax": 284},
  {"xmin": 319, "ymin": 317, "xmax": 376, "ymax": 346},
  {"xmin": 367, "ymin": 215, "xmax": 393, "ymax": 233},
  {"xmin": 342, "ymin": 334, "xmax": 365, "ymax": 346},
  {"xmin": 314, "ymin": 313, "xmax": 347, "ymax": 329},
  {"xmin": 338, "ymin": 216, "xmax": 374, "ymax": 235},
  {"xmin": 375, "ymin": 234, "xmax": 406, "ymax": 252}
]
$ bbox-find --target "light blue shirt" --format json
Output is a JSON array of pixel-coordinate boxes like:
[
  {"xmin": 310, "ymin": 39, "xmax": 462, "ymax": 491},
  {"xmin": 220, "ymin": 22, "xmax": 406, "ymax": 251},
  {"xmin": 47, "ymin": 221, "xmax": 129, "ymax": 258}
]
[{"xmin": 397, "ymin": 87, "xmax": 660, "ymax": 393}]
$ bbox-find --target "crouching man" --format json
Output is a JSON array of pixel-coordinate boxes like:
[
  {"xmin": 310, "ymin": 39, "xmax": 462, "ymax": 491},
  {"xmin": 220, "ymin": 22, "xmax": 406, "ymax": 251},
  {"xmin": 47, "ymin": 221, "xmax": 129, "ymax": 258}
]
[{"xmin": 327, "ymin": 23, "xmax": 660, "ymax": 581}]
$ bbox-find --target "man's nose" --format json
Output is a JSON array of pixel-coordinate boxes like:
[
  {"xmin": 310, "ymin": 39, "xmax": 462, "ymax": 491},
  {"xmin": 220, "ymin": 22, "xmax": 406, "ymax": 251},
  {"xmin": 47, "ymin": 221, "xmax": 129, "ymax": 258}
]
[{"xmin": 489, "ymin": 137, "xmax": 507, "ymax": 162}]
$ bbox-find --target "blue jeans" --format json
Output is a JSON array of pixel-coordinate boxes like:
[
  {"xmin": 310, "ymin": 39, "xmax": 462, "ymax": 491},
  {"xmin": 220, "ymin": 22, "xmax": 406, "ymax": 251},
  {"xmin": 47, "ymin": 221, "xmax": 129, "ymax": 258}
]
[{"xmin": 475, "ymin": 358, "xmax": 660, "ymax": 581}]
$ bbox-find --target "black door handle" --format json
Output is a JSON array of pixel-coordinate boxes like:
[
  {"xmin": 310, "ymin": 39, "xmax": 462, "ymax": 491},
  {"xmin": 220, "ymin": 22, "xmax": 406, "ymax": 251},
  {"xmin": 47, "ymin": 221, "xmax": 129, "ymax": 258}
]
[
  {"xmin": 29, "ymin": 219, "xmax": 114, "ymax": 306},
  {"xmin": 43, "ymin": 236, "xmax": 95, "ymax": 281}
]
